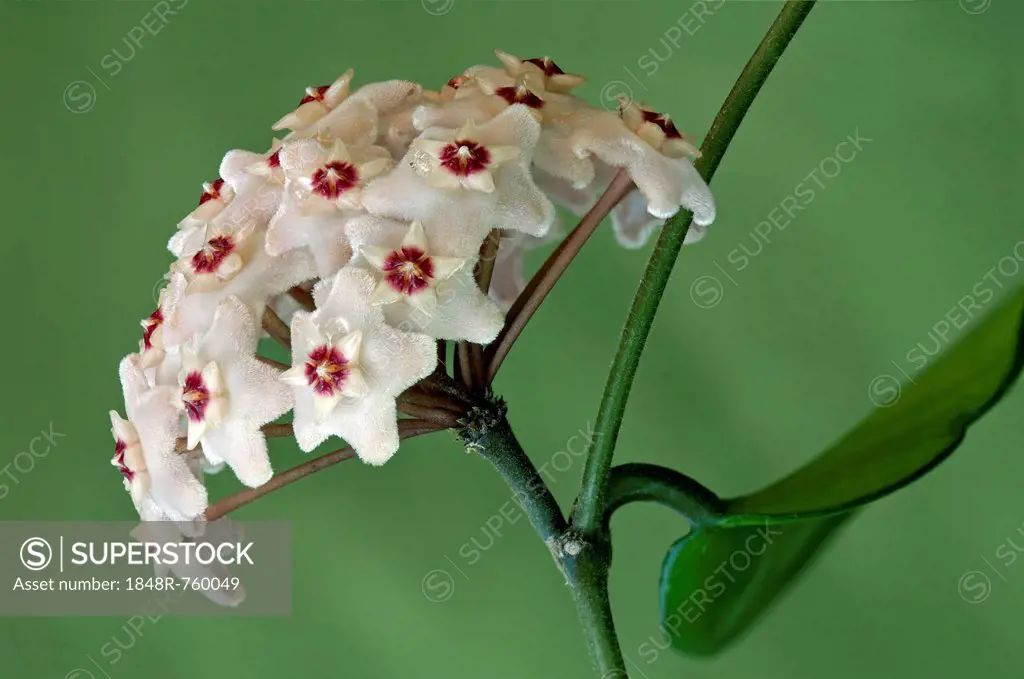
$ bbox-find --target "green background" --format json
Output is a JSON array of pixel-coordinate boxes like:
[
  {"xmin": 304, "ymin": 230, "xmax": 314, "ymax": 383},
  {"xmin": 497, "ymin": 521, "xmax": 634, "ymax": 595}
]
[{"xmin": 1, "ymin": 0, "xmax": 1022, "ymax": 677}]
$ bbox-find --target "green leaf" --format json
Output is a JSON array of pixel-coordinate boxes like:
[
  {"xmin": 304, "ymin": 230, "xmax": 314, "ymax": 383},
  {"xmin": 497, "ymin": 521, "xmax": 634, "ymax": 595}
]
[
  {"xmin": 659, "ymin": 288, "xmax": 1024, "ymax": 655},
  {"xmin": 660, "ymin": 513, "xmax": 850, "ymax": 656},
  {"xmin": 730, "ymin": 287, "xmax": 1024, "ymax": 519}
]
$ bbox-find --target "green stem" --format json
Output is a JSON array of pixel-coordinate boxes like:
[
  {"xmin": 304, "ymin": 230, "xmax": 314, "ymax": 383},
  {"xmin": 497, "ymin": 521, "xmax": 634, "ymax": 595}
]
[
  {"xmin": 458, "ymin": 397, "xmax": 567, "ymax": 544},
  {"xmin": 574, "ymin": 0, "xmax": 818, "ymax": 534},
  {"xmin": 461, "ymin": 398, "xmax": 627, "ymax": 678},
  {"xmin": 604, "ymin": 463, "xmax": 724, "ymax": 527},
  {"xmin": 561, "ymin": 539, "xmax": 626, "ymax": 679}
]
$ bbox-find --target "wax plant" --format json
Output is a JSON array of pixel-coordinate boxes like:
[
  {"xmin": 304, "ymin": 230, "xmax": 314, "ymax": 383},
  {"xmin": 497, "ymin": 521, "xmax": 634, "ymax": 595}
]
[{"xmin": 107, "ymin": 2, "xmax": 1024, "ymax": 675}]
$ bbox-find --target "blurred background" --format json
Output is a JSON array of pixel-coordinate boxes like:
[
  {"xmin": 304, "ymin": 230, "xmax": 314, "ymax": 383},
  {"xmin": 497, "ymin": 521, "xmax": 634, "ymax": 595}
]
[{"xmin": 0, "ymin": 0, "xmax": 1021, "ymax": 677}]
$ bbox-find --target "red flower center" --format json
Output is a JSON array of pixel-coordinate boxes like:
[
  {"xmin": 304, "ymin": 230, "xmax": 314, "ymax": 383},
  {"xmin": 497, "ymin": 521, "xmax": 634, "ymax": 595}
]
[
  {"xmin": 438, "ymin": 140, "xmax": 491, "ymax": 176},
  {"xmin": 495, "ymin": 85, "xmax": 544, "ymax": 109},
  {"xmin": 190, "ymin": 235, "xmax": 235, "ymax": 275},
  {"xmin": 298, "ymin": 85, "xmax": 329, "ymax": 106},
  {"xmin": 181, "ymin": 371, "xmax": 210, "ymax": 422},
  {"xmin": 641, "ymin": 110, "xmax": 683, "ymax": 139},
  {"xmin": 142, "ymin": 308, "xmax": 164, "ymax": 350},
  {"xmin": 267, "ymin": 149, "xmax": 281, "ymax": 169},
  {"xmin": 447, "ymin": 75, "xmax": 469, "ymax": 89},
  {"xmin": 383, "ymin": 246, "xmax": 435, "ymax": 295},
  {"xmin": 524, "ymin": 57, "xmax": 565, "ymax": 77},
  {"xmin": 311, "ymin": 161, "xmax": 359, "ymax": 199},
  {"xmin": 113, "ymin": 439, "xmax": 134, "ymax": 482},
  {"xmin": 198, "ymin": 178, "xmax": 226, "ymax": 206},
  {"xmin": 304, "ymin": 345, "xmax": 351, "ymax": 396}
]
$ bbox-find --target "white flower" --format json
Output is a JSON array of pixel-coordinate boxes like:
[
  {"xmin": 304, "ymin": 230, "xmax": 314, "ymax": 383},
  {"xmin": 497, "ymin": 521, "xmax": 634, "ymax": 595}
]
[
  {"xmin": 161, "ymin": 216, "xmax": 316, "ymax": 348},
  {"xmin": 363, "ymin": 106, "xmax": 556, "ymax": 241},
  {"xmin": 422, "ymin": 74, "xmax": 474, "ymax": 104},
  {"xmin": 610, "ymin": 189, "xmax": 708, "ymax": 249},
  {"xmin": 492, "ymin": 51, "xmax": 587, "ymax": 94},
  {"xmin": 273, "ymin": 69, "xmax": 355, "ymax": 133},
  {"xmin": 263, "ymin": 138, "xmax": 392, "ymax": 278},
  {"xmin": 282, "ymin": 268, "xmax": 435, "ymax": 464},
  {"xmin": 280, "ymin": 138, "xmax": 393, "ymax": 215},
  {"xmin": 218, "ymin": 139, "xmax": 287, "ymax": 220},
  {"xmin": 112, "ymin": 355, "xmax": 208, "ymax": 521},
  {"xmin": 568, "ymin": 100, "xmax": 716, "ymax": 228},
  {"xmin": 175, "ymin": 296, "xmax": 294, "ymax": 487},
  {"xmin": 348, "ymin": 217, "xmax": 503, "ymax": 342},
  {"xmin": 350, "ymin": 80, "xmax": 424, "ymax": 158},
  {"xmin": 410, "ymin": 119, "xmax": 520, "ymax": 193},
  {"xmin": 188, "ymin": 178, "xmax": 236, "ymax": 222}
]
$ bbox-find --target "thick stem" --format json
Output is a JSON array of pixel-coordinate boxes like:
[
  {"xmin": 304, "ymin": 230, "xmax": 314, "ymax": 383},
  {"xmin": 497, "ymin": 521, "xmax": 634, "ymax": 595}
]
[
  {"xmin": 461, "ymin": 398, "xmax": 626, "ymax": 678},
  {"xmin": 575, "ymin": 0, "xmax": 818, "ymax": 534},
  {"xmin": 457, "ymin": 397, "xmax": 566, "ymax": 544},
  {"xmin": 563, "ymin": 543, "xmax": 627, "ymax": 679}
]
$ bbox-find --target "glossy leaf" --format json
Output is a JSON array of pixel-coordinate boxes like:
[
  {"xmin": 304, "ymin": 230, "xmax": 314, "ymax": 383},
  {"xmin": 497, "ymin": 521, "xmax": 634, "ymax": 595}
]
[
  {"xmin": 660, "ymin": 288, "xmax": 1024, "ymax": 655},
  {"xmin": 660, "ymin": 513, "xmax": 850, "ymax": 656},
  {"xmin": 730, "ymin": 287, "xmax": 1024, "ymax": 519}
]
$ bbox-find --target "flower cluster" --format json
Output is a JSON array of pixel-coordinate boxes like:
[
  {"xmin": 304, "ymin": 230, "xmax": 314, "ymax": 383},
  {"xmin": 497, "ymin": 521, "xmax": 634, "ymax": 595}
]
[{"xmin": 108, "ymin": 50, "xmax": 716, "ymax": 527}]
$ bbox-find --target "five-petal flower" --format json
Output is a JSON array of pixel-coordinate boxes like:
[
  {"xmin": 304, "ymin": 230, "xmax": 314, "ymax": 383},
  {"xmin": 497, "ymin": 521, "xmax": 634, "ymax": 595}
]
[
  {"xmin": 348, "ymin": 216, "xmax": 502, "ymax": 343},
  {"xmin": 175, "ymin": 296, "xmax": 294, "ymax": 487},
  {"xmin": 112, "ymin": 354, "xmax": 208, "ymax": 521},
  {"xmin": 273, "ymin": 69, "xmax": 355, "ymax": 133},
  {"xmin": 283, "ymin": 268, "xmax": 435, "ymax": 464},
  {"xmin": 363, "ymin": 106, "xmax": 555, "ymax": 241}
]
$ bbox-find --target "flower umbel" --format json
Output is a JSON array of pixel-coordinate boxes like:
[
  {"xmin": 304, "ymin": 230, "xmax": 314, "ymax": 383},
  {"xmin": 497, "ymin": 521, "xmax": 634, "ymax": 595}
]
[{"xmin": 107, "ymin": 48, "xmax": 717, "ymax": 575}]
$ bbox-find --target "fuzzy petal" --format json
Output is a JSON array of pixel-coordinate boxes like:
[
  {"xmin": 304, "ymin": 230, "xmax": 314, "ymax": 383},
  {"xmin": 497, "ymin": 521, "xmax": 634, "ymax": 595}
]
[
  {"xmin": 119, "ymin": 356, "xmax": 208, "ymax": 520},
  {"xmin": 201, "ymin": 418, "xmax": 273, "ymax": 488},
  {"xmin": 570, "ymin": 110, "xmax": 716, "ymax": 227}
]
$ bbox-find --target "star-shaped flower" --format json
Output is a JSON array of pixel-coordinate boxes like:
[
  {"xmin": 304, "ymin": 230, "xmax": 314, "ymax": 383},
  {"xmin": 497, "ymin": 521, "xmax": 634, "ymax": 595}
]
[
  {"xmin": 493, "ymin": 50, "xmax": 586, "ymax": 93},
  {"xmin": 409, "ymin": 119, "xmax": 519, "ymax": 193},
  {"xmin": 619, "ymin": 98, "xmax": 701, "ymax": 160},
  {"xmin": 262, "ymin": 139, "xmax": 392, "ymax": 278},
  {"xmin": 422, "ymin": 74, "xmax": 474, "ymax": 104},
  {"xmin": 190, "ymin": 178, "xmax": 236, "ymax": 222},
  {"xmin": 175, "ymin": 296, "xmax": 294, "ymax": 487},
  {"xmin": 111, "ymin": 354, "xmax": 208, "ymax": 522},
  {"xmin": 282, "ymin": 268, "xmax": 435, "ymax": 464},
  {"xmin": 273, "ymin": 69, "xmax": 354, "ymax": 133},
  {"xmin": 362, "ymin": 107, "xmax": 556, "ymax": 244},
  {"xmin": 162, "ymin": 214, "xmax": 316, "ymax": 348},
  {"xmin": 360, "ymin": 220, "xmax": 466, "ymax": 308},
  {"xmin": 219, "ymin": 139, "xmax": 287, "ymax": 215},
  {"xmin": 568, "ymin": 103, "xmax": 716, "ymax": 228},
  {"xmin": 348, "ymin": 217, "xmax": 503, "ymax": 343},
  {"xmin": 280, "ymin": 138, "xmax": 392, "ymax": 215}
]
